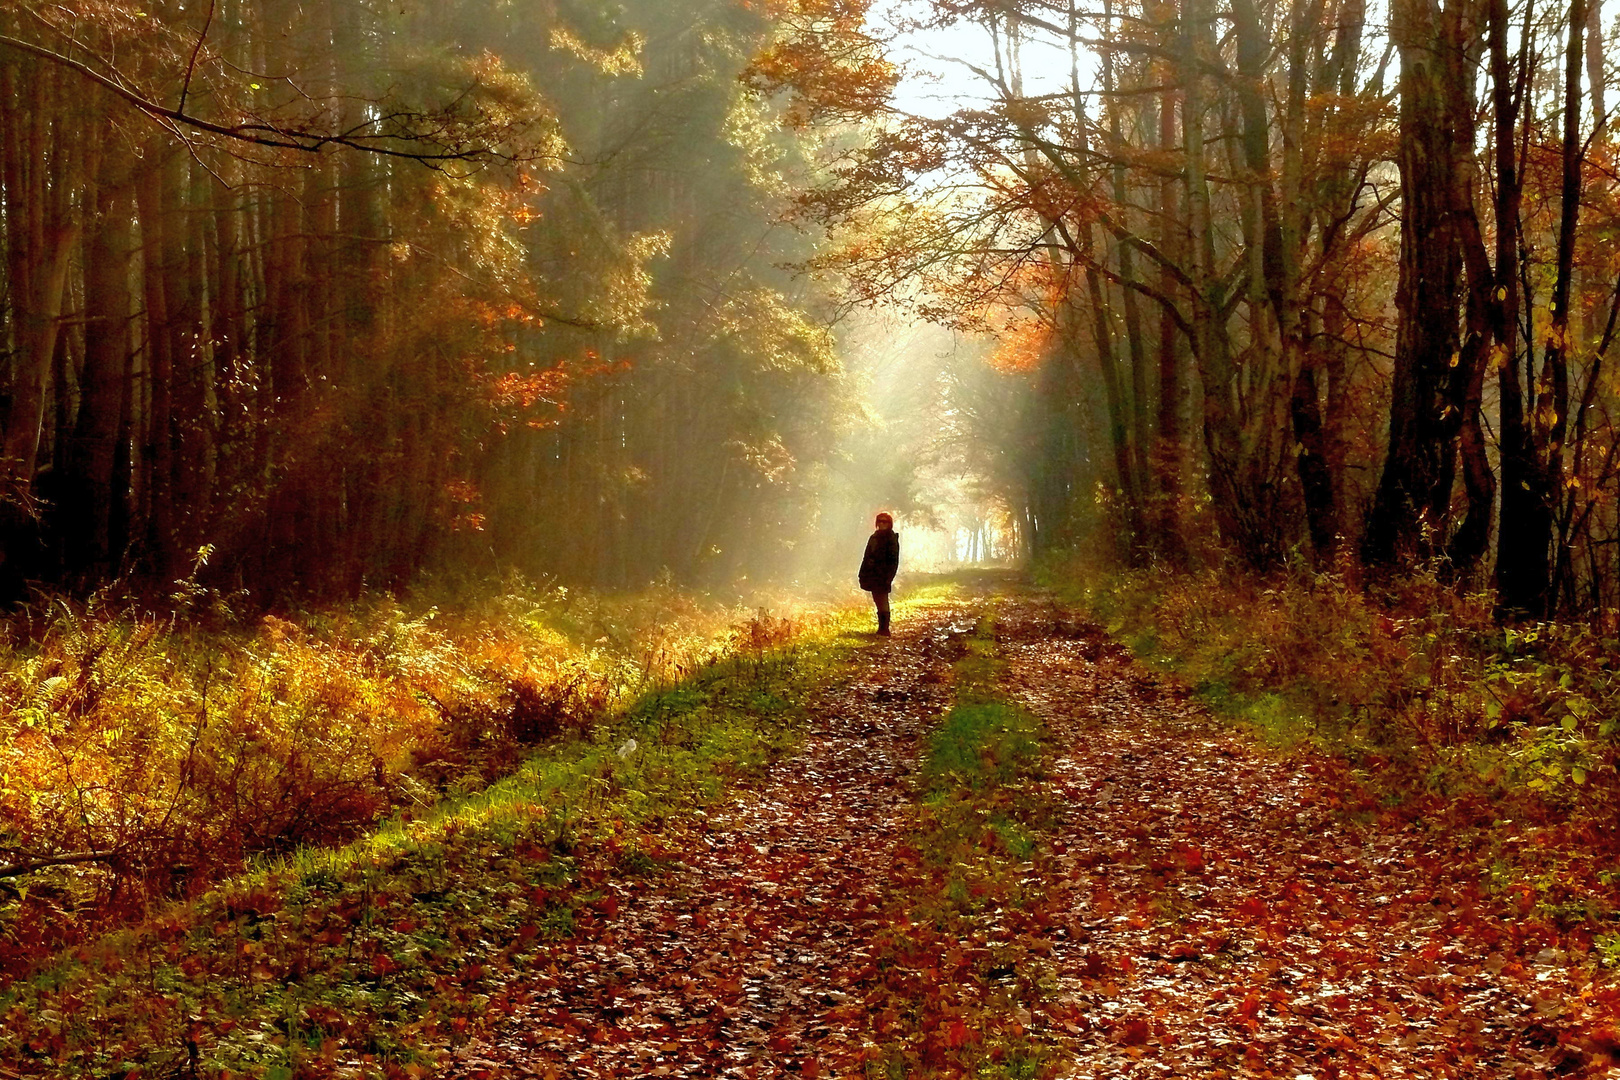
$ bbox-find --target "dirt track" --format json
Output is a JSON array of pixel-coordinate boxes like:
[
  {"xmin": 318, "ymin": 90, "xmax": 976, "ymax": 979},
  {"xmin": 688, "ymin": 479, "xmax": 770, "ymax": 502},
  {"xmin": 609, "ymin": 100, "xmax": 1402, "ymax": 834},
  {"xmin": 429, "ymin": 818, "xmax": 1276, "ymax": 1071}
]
[{"xmin": 446, "ymin": 581, "xmax": 1615, "ymax": 1078}]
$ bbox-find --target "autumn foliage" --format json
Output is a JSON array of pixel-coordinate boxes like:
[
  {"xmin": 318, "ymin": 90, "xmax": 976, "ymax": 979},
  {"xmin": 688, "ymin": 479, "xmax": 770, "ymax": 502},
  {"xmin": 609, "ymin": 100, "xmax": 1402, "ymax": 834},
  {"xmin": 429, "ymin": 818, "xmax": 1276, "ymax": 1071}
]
[
  {"xmin": 0, "ymin": 0, "xmax": 850, "ymax": 600},
  {"xmin": 0, "ymin": 584, "xmax": 828, "ymax": 1079},
  {"xmin": 754, "ymin": 0, "xmax": 1620, "ymax": 623},
  {"xmin": 0, "ymin": 580, "xmax": 803, "ymax": 979}
]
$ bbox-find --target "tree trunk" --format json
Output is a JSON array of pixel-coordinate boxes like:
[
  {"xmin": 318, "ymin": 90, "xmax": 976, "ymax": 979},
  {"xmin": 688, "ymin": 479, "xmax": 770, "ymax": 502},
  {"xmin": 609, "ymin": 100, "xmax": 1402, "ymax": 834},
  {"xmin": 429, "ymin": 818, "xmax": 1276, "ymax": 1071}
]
[
  {"xmin": 62, "ymin": 154, "xmax": 135, "ymax": 580},
  {"xmin": 1364, "ymin": 0, "xmax": 1475, "ymax": 568},
  {"xmin": 1101, "ymin": 7, "xmax": 1152, "ymax": 516},
  {"xmin": 1537, "ymin": 0, "xmax": 1584, "ymax": 614},
  {"xmin": 1181, "ymin": 0, "xmax": 1252, "ymax": 561},
  {"xmin": 134, "ymin": 151, "xmax": 178, "ymax": 577},
  {"xmin": 1153, "ymin": 81, "xmax": 1188, "ymax": 563}
]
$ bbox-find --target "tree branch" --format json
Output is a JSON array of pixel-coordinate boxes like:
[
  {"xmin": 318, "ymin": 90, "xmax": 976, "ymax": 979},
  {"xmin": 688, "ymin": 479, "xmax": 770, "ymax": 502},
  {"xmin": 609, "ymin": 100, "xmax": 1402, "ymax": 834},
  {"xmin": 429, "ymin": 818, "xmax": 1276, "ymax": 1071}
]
[
  {"xmin": 177, "ymin": 0, "xmax": 216, "ymax": 118},
  {"xmin": 0, "ymin": 848, "xmax": 125, "ymax": 879},
  {"xmin": 0, "ymin": 32, "xmax": 519, "ymax": 166}
]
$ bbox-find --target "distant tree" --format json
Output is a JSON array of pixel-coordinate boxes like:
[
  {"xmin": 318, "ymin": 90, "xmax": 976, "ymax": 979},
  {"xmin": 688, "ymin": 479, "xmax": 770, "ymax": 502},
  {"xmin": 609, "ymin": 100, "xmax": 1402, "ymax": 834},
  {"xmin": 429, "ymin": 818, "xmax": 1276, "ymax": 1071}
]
[{"xmin": 751, "ymin": 0, "xmax": 1394, "ymax": 569}]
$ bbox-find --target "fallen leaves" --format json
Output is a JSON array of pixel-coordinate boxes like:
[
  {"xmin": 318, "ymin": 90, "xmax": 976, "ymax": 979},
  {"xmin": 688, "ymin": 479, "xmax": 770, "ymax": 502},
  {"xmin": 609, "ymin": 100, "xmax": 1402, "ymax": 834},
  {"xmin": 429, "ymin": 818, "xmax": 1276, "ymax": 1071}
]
[
  {"xmin": 449, "ymin": 589, "xmax": 1620, "ymax": 1077},
  {"xmin": 6, "ymin": 582, "xmax": 1618, "ymax": 1078},
  {"xmin": 996, "ymin": 598, "xmax": 1620, "ymax": 1078}
]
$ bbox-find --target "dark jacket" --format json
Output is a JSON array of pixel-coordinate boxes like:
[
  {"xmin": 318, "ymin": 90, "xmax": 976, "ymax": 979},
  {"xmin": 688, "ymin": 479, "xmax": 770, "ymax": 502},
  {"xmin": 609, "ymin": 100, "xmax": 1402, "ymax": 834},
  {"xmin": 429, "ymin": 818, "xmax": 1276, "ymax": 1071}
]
[{"xmin": 858, "ymin": 528, "xmax": 899, "ymax": 592}]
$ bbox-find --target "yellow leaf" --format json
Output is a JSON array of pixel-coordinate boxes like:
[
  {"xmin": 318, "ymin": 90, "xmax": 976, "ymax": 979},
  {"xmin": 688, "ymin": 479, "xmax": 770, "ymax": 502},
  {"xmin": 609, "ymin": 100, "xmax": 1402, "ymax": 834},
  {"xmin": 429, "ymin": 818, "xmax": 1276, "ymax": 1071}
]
[{"xmin": 548, "ymin": 27, "xmax": 644, "ymax": 76}]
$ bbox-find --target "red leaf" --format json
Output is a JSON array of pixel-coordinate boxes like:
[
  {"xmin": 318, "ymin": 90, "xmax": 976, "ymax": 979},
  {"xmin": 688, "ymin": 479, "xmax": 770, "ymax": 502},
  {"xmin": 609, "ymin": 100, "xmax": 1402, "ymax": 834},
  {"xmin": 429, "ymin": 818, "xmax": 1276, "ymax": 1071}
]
[{"xmin": 1119, "ymin": 1017, "xmax": 1151, "ymax": 1046}]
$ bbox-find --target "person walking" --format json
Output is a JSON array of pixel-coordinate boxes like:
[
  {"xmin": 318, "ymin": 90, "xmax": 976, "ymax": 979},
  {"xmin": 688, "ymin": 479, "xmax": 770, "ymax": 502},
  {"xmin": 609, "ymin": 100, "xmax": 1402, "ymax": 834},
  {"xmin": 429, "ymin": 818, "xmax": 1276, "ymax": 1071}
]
[{"xmin": 858, "ymin": 512, "xmax": 900, "ymax": 636}]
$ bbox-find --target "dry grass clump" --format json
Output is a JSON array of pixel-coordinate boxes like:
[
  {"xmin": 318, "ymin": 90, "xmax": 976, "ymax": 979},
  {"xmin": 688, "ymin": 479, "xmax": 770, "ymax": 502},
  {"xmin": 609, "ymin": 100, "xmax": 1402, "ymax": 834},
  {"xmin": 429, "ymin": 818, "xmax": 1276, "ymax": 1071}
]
[
  {"xmin": 0, "ymin": 579, "xmax": 804, "ymax": 977},
  {"xmin": 1046, "ymin": 549, "xmax": 1620, "ymax": 943},
  {"xmin": 1045, "ymin": 550, "xmax": 1617, "ymax": 814}
]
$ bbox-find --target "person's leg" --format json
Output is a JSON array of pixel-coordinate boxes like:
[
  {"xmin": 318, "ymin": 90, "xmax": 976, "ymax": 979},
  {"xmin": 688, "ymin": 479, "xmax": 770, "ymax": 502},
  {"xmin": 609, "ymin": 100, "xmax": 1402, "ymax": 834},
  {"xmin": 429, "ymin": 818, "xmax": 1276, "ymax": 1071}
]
[{"xmin": 875, "ymin": 590, "xmax": 891, "ymax": 635}]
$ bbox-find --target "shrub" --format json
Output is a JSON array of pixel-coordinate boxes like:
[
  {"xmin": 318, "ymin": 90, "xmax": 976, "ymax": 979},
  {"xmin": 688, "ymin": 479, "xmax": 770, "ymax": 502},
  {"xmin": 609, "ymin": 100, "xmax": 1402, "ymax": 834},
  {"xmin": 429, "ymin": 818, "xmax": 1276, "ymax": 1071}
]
[
  {"xmin": 1039, "ymin": 547, "xmax": 1618, "ymax": 813},
  {"xmin": 0, "ymin": 579, "xmax": 808, "ymax": 981}
]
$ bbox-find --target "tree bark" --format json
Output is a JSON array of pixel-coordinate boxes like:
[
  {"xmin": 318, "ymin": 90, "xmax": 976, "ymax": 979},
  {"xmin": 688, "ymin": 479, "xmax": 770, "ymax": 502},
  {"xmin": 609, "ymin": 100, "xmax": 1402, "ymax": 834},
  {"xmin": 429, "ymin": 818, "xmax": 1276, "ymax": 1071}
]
[
  {"xmin": 1153, "ymin": 78, "xmax": 1188, "ymax": 563},
  {"xmin": 1364, "ymin": 0, "xmax": 1476, "ymax": 568},
  {"xmin": 62, "ymin": 152, "xmax": 135, "ymax": 579}
]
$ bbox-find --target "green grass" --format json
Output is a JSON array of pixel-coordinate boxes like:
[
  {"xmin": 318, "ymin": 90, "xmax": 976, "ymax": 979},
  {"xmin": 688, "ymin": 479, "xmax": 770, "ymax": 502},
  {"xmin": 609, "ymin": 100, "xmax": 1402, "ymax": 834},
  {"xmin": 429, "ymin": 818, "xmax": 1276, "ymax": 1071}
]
[
  {"xmin": 860, "ymin": 611, "xmax": 1062, "ymax": 1080},
  {"xmin": 911, "ymin": 617, "xmax": 1050, "ymax": 911},
  {"xmin": 924, "ymin": 700, "xmax": 1043, "ymax": 793},
  {"xmin": 1596, "ymin": 931, "xmax": 1620, "ymax": 968},
  {"xmin": 0, "ymin": 578, "xmax": 835, "ymax": 975},
  {"xmin": 0, "ymin": 604, "xmax": 877, "ymax": 1080}
]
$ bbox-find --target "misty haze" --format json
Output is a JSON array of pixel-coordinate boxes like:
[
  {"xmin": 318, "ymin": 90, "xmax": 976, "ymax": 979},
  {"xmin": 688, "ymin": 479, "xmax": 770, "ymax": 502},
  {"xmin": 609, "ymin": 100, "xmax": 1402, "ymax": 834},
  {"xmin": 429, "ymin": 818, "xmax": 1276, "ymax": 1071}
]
[{"xmin": 2, "ymin": 0, "xmax": 1619, "ymax": 1074}]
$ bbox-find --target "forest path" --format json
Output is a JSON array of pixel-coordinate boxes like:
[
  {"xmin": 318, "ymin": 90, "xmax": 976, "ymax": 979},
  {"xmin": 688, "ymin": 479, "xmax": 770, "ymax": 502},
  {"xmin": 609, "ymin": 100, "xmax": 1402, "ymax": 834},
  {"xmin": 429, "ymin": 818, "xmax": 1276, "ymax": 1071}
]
[
  {"xmin": 996, "ymin": 597, "xmax": 1608, "ymax": 1078},
  {"xmin": 445, "ymin": 579, "xmax": 1612, "ymax": 1080}
]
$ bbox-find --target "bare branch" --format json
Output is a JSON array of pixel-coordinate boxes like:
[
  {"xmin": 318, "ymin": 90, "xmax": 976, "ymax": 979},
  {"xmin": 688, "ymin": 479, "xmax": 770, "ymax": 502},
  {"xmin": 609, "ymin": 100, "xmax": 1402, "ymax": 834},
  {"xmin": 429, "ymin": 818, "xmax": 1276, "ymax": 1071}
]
[
  {"xmin": 0, "ymin": 848, "xmax": 125, "ymax": 879},
  {"xmin": 177, "ymin": 0, "xmax": 216, "ymax": 118},
  {"xmin": 0, "ymin": 32, "xmax": 525, "ymax": 167}
]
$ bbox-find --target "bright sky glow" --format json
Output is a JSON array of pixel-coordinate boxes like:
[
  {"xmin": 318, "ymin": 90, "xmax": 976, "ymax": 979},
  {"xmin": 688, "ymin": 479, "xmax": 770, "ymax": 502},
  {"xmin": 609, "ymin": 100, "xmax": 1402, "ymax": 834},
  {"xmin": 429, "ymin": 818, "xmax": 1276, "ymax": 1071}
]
[
  {"xmin": 872, "ymin": 0, "xmax": 1086, "ymax": 121},
  {"xmin": 873, "ymin": 0, "xmax": 1620, "ymax": 131}
]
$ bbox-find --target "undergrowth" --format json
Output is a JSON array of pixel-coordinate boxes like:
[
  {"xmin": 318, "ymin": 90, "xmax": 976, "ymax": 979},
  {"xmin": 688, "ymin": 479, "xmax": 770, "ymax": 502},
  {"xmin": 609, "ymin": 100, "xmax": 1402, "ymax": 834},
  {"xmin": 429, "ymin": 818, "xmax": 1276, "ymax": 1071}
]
[
  {"xmin": 0, "ymin": 599, "xmax": 872, "ymax": 1079},
  {"xmin": 1040, "ymin": 547, "xmax": 1620, "ymax": 944},
  {"xmin": 0, "ymin": 575, "xmax": 809, "ymax": 979}
]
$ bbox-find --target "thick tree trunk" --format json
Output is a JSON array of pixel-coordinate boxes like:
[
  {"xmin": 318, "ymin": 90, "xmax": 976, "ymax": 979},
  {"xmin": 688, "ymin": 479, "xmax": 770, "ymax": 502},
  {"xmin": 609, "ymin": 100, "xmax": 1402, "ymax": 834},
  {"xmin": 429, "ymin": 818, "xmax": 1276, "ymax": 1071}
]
[
  {"xmin": 1364, "ymin": 0, "xmax": 1475, "ymax": 568},
  {"xmin": 1153, "ymin": 83, "xmax": 1188, "ymax": 563},
  {"xmin": 62, "ymin": 156, "xmax": 135, "ymax": 579}
]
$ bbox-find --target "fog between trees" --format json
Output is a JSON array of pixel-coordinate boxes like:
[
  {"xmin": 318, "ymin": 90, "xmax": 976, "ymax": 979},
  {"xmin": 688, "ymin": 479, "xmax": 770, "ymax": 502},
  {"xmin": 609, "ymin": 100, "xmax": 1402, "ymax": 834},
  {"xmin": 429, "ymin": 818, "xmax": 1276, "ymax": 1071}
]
[
  {"xmin": 1, "ymin": 0, "xmax": 851, "ymax": 599},
  {"xmin": 2, "ymin": 0, "xmax": 1618, "ymax": 616}
]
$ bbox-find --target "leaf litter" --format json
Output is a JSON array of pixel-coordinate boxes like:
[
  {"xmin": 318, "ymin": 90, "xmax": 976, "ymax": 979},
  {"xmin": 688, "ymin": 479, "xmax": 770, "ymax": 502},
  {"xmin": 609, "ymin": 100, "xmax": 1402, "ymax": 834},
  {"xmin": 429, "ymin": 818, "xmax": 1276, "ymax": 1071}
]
[
  {"xmin": 997, "ymin": 592, "xmax": 1620, "ymax": 1078},
  {"xmin": 448, "ymin": 581, "xmax": 1618, "ymax": 1079},
  {"xmin": 442, "ymin": 597, "xmax": 973, "ymax": 1079},
  {"xmin": 6, "ymin": 579, "xmax": 1615, "ymax": 1078}
]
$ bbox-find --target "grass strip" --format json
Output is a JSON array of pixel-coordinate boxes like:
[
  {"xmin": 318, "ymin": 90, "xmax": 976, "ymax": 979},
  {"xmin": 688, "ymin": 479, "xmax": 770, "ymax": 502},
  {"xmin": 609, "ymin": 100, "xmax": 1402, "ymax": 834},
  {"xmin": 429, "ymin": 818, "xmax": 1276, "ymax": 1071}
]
[
  {"xmin": 859, "ymin": 612, "xmax": 1064, "ymax": 1080},
  {"xmin": 0, "ymin": 606, "xmax": 877, "ymax": 1080}
]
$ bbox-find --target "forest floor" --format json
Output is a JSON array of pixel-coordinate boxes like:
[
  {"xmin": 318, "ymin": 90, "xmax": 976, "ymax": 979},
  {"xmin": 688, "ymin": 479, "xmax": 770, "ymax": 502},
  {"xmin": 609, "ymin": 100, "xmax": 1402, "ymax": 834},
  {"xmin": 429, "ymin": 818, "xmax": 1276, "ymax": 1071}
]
[
  {"xmin": 433, "ymin": 574, "xmax": 1620, "ymax": 1080},
  {"xmin": 6, "ymin": 573, "xmax": 1618, "ymax": 1079}
]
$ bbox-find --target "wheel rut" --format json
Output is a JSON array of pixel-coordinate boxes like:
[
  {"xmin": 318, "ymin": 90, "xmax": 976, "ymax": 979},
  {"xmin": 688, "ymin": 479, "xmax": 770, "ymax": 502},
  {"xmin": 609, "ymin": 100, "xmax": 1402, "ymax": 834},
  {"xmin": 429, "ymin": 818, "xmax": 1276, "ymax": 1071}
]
[
  {"xmin": 448, "ymin": 587, "xmax": 1612, "ymax": 1079},
  {"xmin": 445, "ymin": 600, "xmax": 977, "ymax": 1079}
]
